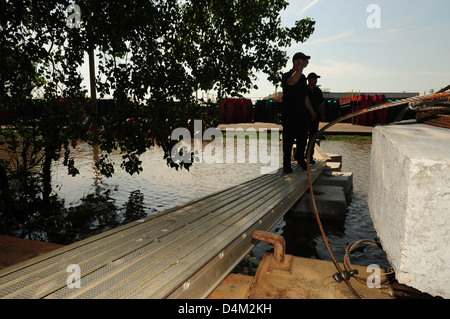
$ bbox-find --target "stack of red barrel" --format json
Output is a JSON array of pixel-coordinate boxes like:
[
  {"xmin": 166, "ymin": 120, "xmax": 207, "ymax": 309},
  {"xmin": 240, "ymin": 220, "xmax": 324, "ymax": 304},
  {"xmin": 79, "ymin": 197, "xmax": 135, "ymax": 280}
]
[
  {"xmin": 219, "ymin": 98, "xmax": 253, "ymax": 124},
  {"xmin": 341, "ymin": 94, "xmax": 388, "ymax": 126}
]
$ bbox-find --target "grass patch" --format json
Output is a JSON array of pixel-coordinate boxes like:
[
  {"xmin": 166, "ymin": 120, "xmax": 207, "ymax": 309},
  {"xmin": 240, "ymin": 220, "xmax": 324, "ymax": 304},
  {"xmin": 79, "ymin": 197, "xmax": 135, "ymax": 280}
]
[
  {"xmin": 323, "ymin": 135, "xmax": 372, "ymax": 142},
  {"xmin": 221, "ymin": 131, "xmax": 278, "ymax": 139}
]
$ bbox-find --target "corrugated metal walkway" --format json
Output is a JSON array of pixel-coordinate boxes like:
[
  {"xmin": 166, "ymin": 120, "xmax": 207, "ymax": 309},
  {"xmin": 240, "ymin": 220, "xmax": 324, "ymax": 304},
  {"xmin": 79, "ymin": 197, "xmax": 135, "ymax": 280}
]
[{"xmin": 0, "ymin": 162, "xmax": 325, "ymax": 299}]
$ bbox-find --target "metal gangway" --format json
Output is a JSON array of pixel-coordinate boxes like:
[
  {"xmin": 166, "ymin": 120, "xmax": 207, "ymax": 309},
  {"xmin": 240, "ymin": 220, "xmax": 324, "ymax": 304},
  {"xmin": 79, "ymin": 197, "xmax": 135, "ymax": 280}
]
[{"xmin": 0, "ymin": 162, "xmax": 325, "ymax": 299}]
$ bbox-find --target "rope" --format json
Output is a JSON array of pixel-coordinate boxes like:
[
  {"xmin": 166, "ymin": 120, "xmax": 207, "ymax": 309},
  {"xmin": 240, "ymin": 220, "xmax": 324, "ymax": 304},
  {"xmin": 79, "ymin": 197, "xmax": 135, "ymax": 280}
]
[
  {"xmin": 413, "ymin": 101, "xmax": 450, "ymax": 129},
  {"xmin": 305, "ymin": 89, "xmax": 450, "ymax": 299},
  {"xmin": 343, "ymin": 239, "xmax": 392, "ymax": 286}
]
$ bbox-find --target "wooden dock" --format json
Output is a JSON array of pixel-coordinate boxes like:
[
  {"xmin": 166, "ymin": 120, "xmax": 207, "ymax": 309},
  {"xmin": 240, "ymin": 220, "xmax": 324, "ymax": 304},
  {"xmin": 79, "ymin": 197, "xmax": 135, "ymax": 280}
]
[{"xmin": 0, "ymin": 162, "xmax": 326, "ymax": 299}]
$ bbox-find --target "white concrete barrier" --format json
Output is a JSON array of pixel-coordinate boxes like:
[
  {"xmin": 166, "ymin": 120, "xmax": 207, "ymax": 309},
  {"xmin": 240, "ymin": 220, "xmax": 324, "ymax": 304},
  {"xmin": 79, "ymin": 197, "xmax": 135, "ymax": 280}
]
[{"xmin": 369, "ymin": 120, "xmax": 450, "ymax": 298}]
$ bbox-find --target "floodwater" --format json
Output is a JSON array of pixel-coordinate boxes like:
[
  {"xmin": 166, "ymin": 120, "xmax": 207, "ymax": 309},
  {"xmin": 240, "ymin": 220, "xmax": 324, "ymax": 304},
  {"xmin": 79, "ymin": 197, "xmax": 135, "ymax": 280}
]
[
  {"xmin": 53, "ymin": 136, "xmax": 280, "ymax": 212},
  {"xmin": 282, "ymin": 138, "xmax": 390, "ymax": 269},
  {"xmin": 52, "ymin": 135, "xmax": 391, "ymax": 272}
]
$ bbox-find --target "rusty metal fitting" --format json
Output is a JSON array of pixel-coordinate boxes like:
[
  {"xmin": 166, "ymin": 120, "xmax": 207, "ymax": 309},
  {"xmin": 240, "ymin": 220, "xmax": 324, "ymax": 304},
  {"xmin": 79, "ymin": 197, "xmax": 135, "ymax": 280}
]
[
  {"xmin": 333, "ymin": 269, "xmax": 359, "ymax": 282},
  {"xmin": 251, "ymin": 230, "xmax": 286, "ymax": 264}
]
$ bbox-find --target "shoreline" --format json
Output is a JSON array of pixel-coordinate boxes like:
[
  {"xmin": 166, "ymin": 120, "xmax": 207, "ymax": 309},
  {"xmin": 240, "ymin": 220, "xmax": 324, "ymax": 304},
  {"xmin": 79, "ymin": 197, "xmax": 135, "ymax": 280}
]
[{"xmin": 217, "ymin": 122, "xmax": 373, "ymax": 135}]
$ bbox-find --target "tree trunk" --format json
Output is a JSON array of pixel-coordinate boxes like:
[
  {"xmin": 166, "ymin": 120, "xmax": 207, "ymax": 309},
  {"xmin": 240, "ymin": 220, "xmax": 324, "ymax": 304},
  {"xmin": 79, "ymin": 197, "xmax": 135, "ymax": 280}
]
[
  {"xmin": 42, "ymin": 149, "xmax": 53, "ymax": 203},
  {"xmin": 89, "ymin": 48, "xmax": 99, "ymax": 142},
  {"xmin": 42, "ymin": 127, "xmax": 59, "ymax": 204},
  {"xmin": 0, "ymin": 163, "xmax": 12, "ymax": 214}
]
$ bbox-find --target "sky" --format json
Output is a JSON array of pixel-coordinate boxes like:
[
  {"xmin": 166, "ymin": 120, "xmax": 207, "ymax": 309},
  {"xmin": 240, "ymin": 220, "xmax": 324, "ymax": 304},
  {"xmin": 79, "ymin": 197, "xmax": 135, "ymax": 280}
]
[
  {"xmin": 78, "ymin": 0, "xmax": 450, "ymax": 100},
  {"xmin": 247, "ymin": 0, "xmax": 450, "ymax": 99}
]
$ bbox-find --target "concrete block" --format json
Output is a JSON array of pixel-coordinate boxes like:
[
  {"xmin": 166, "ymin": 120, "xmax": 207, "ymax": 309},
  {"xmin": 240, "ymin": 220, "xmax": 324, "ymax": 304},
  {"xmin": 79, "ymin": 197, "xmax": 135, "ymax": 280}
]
[
  {"xmin": 292, "ymin": 144, "xmax": 333, "ymax": 163},
  {"xmin": 324, "ymin": 161, "xmax": 341, "ymax": 172},
  {"xmin": 325, "ymin": 153, "xmax": 342, "ymax": 164},
  {"xmin": 369, "ymin": 121, "xmax": 450, "ymax": 298},
  {"xmin": 314, "ymin": 146, "xmax": 332, "ymax": 162},
  {"xmin": 293, "ymin": 185, "xmax": 347, "ymax": 221},
  {"xmin": 316, "ymin": 171, "xmax": 353, "ymax": 196}
]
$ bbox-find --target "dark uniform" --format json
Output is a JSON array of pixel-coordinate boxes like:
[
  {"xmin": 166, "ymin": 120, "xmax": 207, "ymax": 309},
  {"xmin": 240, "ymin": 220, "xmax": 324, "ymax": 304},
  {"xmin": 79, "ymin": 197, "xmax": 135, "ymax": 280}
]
[
  {"xmin": 306, "ymin": 85, "xmax": 324, "ymax": 160},
  {"xmin": 281, "ymin": 70, "xmax": 309, "ymax": 171}
]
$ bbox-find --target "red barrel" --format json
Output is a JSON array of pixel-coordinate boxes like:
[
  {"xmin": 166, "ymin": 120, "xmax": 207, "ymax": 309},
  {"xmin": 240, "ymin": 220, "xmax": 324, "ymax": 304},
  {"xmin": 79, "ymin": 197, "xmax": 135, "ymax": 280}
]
[
  {"xmin": 219, "ymin": 100, "xmax": 227, "ymax": 124},
  {"xmin": 358, "ymin": 95, "xmax": 368, "ymax": 126},
  {"xmin": 377, "ymin": 95, "xmax": 388, "ymax": 124},
  {"xmin": 226, "ymin": 98, "xmax": 236, "ymax": 123}
]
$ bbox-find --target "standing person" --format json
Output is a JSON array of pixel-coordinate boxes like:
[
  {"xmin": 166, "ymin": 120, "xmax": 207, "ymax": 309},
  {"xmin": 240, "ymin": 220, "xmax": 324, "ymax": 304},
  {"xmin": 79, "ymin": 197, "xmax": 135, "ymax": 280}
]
[
  {"xmin": 306, "ymin": 72, "xmax": 325, "ymax": 164},
  {"xmin": 281, "ymin": 52, "xmax": 317, "ymax": 173}
]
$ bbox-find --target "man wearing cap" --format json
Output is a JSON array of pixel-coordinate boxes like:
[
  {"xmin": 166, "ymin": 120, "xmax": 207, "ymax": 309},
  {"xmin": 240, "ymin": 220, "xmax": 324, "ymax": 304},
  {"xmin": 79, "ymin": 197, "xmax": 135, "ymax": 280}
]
[
  {"xmin": 306, "ymin": 72, "xmax": 325, "ymax": 164},
  {"xmin": 281, "ymin": 52, "xmax": 317, "ymax": 174}
]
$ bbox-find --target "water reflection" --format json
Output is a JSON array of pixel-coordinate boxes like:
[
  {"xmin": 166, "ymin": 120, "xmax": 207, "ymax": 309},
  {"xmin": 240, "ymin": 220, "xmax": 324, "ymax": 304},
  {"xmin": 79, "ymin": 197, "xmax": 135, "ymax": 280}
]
[{"xmin": 53, "ymin": 137, "xmax": 277, "ymax": 211}]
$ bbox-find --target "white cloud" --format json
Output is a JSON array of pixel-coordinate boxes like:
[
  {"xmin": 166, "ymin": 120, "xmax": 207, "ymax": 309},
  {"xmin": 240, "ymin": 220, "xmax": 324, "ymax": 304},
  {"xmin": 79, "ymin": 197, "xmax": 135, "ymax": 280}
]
[
  {"xmin": 298, "ymin": 0, "xmax": 320, "ymax": 16},
  {"xmin": 308, "ymin": 59, "xmax": 388, "ymax": 80},
  {"xmin": 308, "ymin": 29, "xmax": 355, "ymax": 45},
  {"xmin": 287, "ymin": 29, "xmax": 355, "ymax": 49},
  {"xmin": 384, "ymin": 27, "xmax": 410, "ymax": 35},
  {"xmin": 248, "ymin": 58, "xmax": 438, "ymax": 97}
]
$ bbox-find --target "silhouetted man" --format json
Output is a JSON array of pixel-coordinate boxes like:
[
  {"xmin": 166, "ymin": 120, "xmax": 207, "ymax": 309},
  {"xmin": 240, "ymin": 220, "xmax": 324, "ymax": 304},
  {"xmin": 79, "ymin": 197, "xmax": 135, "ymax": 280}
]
[
  {"xmin": 306, "ymin": 72, "xmax": 325, "ymax": 164},
  {"xmin": 281, "ymin": 52, "xmax": 317, "ymax": 173}
]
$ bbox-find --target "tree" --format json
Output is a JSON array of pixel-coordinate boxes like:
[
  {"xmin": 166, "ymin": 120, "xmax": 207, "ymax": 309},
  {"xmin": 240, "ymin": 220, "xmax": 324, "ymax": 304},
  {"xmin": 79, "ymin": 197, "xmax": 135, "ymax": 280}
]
[
  {"xmin": 2, "ymin": 0, "xmax": 315, "ymax": 171},
  {"xmin": 0, "ymin": 0, "xmax": 315, "ymax": 239},
  {"xmin": 76, "ymin": 0, "xmax": 315, "ymax": 173}
]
